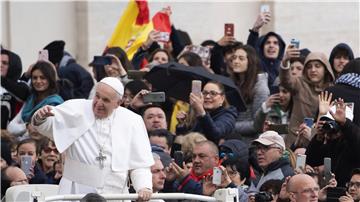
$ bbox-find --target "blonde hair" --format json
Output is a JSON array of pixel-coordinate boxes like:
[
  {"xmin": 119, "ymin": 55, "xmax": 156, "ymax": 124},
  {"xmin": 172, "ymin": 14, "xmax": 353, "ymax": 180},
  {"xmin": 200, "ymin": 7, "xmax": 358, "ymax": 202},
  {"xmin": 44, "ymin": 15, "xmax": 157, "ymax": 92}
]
[{"xmin": 181, "ymin": 132, "xmax": 207, "ymax": 157}]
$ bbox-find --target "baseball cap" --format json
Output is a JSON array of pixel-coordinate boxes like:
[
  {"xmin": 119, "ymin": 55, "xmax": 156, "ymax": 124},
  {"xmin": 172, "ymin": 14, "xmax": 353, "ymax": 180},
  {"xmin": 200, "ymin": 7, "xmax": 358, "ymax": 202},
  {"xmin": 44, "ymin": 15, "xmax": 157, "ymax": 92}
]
[{"xmin": 252, "ymin": 130, "xmax": 285, "ymax": 150}]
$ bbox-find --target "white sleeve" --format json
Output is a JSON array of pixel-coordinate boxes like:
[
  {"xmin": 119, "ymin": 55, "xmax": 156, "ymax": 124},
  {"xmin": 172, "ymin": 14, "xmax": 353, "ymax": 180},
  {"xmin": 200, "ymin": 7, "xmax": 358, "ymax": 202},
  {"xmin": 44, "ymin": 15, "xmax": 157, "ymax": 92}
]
[
  {"xmin": 130, "ymin": 167, "xmax": 152, "ymax": 192},
  {"xmin": 31, "ymin": 116, "xmax": 55, "ymax": 141}
]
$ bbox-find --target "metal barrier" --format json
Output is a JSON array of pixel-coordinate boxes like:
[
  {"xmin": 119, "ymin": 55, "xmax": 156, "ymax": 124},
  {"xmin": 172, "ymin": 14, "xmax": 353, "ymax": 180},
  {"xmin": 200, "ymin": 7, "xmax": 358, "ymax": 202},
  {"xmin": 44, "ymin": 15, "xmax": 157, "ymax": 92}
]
[{"xmin": 43, "ymin": 188, "xmax": 239, "ymax": 202}]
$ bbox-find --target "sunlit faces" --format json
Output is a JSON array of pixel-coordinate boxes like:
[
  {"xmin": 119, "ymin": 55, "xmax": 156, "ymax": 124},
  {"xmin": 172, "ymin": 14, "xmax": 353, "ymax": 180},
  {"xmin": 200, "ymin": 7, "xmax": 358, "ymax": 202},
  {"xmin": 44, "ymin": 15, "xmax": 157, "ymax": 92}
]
[
  {"xmin": 92, "ymin": 83, "xmax": 120, "ymax": 119},
  {"xmin": 17, "ymin": 142, "xmax": 37, "ymax": 166},
  {"xmin": 305, "ymin": 61, "xmax": 326, "ymax": 84},
  {"xmin": 278, "ymin": 86, "xmax": 291, "ymax": 108},
  {"xmin": 143, "ymin": 107, "xmax": 167, "ymax": 131},
  {"xmin": 255, "ymin": 144, "xmax": 283, "ymax": 169},
  {"xmin": 290, "ymin": 61, "xmax": 304, "ymax": 78},
  {"xmin": 122, "ymin": 89, "xmax": 133, "ymax": 108},
  {"xmin": 31, "ymin": 69, "xmax": 50, "ymax": 92},
  {"xmin": 202, "ymin": 83, "xmax": 225, "ymax": 111},
  {"xmin": 229, "ymin": 48, "xmax": 248, "ymax": 73},
  {"xmin": 333, "ymin": 55, "xmax": 349, "ymax": 74},
  {"xmin": 191, "ymin": 143, "xmax": 218, "ymax": 176},
  {"xmin": 263, "ymin": 36, "xmax": 280, "ymax": 59},
  {"xmin": 152, "ymin": 51, "xmax": 169, "ymax": 64},
  {"xmin": 40, "ymin": 141, "xmax": 60, "ymax": 172},
  {"xmin": 151, "ymin": 159, "xmax": 166, "ymax": 192},
  {"xmin": 1, "ymin": 54, "xmax": 9, "ymax": 76}
]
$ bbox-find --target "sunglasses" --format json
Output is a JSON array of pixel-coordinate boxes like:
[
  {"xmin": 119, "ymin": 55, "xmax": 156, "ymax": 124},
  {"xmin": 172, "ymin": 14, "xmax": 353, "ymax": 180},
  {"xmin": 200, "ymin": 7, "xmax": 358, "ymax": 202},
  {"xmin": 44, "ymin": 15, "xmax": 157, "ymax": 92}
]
[{"xmin": 43, "ymin": 147, "xmax": 59, "ymax": 154}]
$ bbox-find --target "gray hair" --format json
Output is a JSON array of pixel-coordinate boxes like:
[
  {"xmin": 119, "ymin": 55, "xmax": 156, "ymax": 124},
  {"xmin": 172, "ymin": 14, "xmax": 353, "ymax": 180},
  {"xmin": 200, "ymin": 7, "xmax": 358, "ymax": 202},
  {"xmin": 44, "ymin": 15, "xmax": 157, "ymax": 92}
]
[{"xmin": 152, "ymin": 152, "xmax": 161, "ymax": 161}]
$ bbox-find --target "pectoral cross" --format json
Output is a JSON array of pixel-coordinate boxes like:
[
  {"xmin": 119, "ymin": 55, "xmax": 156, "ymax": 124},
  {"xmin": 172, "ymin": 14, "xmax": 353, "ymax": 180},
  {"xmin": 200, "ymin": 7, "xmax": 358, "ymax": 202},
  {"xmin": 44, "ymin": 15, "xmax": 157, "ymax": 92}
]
[{"xmin": 96, "ymin": 149, "xmax": 106, "ymax": 169}]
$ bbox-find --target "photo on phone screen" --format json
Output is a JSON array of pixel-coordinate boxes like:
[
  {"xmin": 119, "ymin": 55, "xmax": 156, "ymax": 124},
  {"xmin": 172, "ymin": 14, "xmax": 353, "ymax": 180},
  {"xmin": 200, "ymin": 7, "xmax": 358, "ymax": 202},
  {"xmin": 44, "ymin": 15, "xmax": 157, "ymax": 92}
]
[
  {"xmin": 191, "ymin": 80, "xmax": 202, "ymax": 95},
  {"xmin": 212, "ymin": 167, "xmax": 222, "ymax": 185},
  {"xmin": 38, "ymin": 50, "xmax": 49, "ymax": 61},
  {"xmin": 224, "ymin": 23, "xmax": 234, "ymax": 37},
  {"xmin": 21, "ymin": 156, "xmax": 32, "ymax": 176},
  {"xmin": 260, "ymin": 4, "xmax": 270, "ymax": 13},
  {"xmin": 295, "ymin": 154, "xmax": 306, "ymax": 170}
]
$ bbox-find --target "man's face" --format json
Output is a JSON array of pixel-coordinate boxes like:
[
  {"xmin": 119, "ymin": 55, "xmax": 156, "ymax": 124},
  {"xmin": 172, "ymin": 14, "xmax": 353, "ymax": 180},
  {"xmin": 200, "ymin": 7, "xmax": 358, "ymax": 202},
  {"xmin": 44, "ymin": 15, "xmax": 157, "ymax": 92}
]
[
  {"xmin": 289, "ymin": 176, "xmax": 319, "ymax": 202},
  {"xmin": 92, "ymin": 83, "xmax": 120, "ymax": 119},
  {"xmin": 348, "ymin": 174, "xmax": 360, "ymax": 201},
  {"xmin": 255, "ymin": 144, "xmax": 282, "ymax": 169},
  {"xmin": 149, "ymin": 136, "xmax": 170, "ymax": 154},
  {"xmin": 191, "ymin": 143, "xmax": 219, "ymax": 176},
  {"xmin": 333, "ymin": 54, "xmax": 349, "ymax": 74},
  {"xmin": 1, "ymin": 54, "xmax": 9, "ymax": 77},
  {"xmin": 143, "ymin": 107, "xmax": 167, "ymax": 131},
  {"xmin": 151, "ymin": 159, "xmax": 166, "ymax": 192},
  {"xmin": 263, "ymin": 36, "xmax": 280, "ymax": 59}
]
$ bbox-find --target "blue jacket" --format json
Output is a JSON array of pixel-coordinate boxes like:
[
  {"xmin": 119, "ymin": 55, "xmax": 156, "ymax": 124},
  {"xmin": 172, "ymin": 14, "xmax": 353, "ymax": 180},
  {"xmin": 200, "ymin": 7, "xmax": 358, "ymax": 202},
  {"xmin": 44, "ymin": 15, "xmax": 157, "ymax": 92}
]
[
  {"xmin": 247, "ymin": 31, "xmax": 286, "ymax": 88},
  {"xmin": 193, "ymin": 106, "xmax": 238, "ymax": 144}
]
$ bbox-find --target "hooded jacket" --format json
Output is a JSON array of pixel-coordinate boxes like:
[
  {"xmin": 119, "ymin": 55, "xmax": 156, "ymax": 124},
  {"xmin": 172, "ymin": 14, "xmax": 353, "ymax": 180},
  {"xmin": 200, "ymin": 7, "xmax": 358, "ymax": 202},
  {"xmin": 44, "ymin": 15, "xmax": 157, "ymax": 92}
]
[
  {"xmin": 329, "ymin": 43, "xmax": 354, "ymax": 78},
  {"xmin": 248, "ymin": 31, "xmax": 286, "ymax": 88},
  {"xmin": 280, "ymin": 52, "xmax": 335, "ymax": 147}
]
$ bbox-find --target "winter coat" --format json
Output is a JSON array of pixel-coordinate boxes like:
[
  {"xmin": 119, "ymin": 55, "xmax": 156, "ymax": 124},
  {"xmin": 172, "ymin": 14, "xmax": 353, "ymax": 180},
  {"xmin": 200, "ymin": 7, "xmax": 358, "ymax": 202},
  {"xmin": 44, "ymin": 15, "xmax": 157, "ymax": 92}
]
[
  {"xmin": 232, "ymin": 73, "xmax": 269, "ymax": 144},
  {"xmin": 306, "ymin": 119, "xmax": 360, "ymax": 187},
  {"xmin": 247, "ymin": 31, "xmax": 286, "ymax": 88},
  {"xmin": 280, "ymin": 52, "xmax": 335, "ymax": 147}
]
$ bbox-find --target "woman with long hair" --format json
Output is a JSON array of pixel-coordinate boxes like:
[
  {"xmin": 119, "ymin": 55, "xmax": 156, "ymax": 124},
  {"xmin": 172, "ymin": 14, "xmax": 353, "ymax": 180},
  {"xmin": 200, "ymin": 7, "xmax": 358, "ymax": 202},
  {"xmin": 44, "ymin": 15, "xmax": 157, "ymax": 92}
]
[{"xmin": 227, "ymin": 44, "xmax": 269, "ymax": 143}]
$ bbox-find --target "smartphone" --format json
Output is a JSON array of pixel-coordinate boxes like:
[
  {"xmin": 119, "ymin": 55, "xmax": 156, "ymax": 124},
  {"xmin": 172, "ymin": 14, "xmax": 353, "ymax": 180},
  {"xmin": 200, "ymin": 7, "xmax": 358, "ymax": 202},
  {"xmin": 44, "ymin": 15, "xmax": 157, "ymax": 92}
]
[
  {"xmin": 260, "ymin": 4, "xmax": 270, "ymax": 13},
  {"xmin": 212, "ymin": 167, "xmax": 222, "ymax": 185},
  {"xmin": 158, "ymin": 32, "xmax": 170, "ymax": 42},
  {"xmin": 191, "ymin": 80, "xmax": 202, "ymax": 95},
  {"xmin": 224, "ymin": 23, "xmax": 234, "ymax": 37},
  {"xmin": 290, "ymin": 39, "xmax": 300, "ymax": 49},
  {"xmin": 324, "ymin": 157, "xmax": 332, "ymax": 184},
  {"xmin": 143, "ymin": 92, "xmax": 166, "ymax": 103},
  {"xmin": 295, "ymin": 154, "xmax": 306, "ymax": 170},
  {"xmin": 173, "ymin": 151, "xmax": 184, "ymax": 168},
  {"xmin": 90, "ymin": 56, "xmax": 112, "ymax": 66},
  {"xmin": 304, "ymin": 117, "xmax": 314, "ymax": 128},
  {"xmin": 127, "ymin": 70, "xmax": 147, "ymax": 80},
  {"xmin": 268, "ymin": 124, "xmax": 288, "ymax": 134},
  {"xmin": 38, "ymin": 50, "xmax": 49, "ymax": 61},
  {"xmin": 269, "ymin": 86, "xmax": 280, "ymax": 95},
  {"xmin": 327, "ymin": 187, "xmax": 347, "ymax": 202},
  {"xmin": 20, "ymin": 156, "xmax": 32, "ymax": 176}
]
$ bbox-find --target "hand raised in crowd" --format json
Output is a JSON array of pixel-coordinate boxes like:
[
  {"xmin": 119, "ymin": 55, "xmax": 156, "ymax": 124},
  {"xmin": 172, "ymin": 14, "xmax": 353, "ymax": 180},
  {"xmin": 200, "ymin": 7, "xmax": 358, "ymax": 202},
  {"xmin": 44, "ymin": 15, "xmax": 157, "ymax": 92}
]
[
  {"xmin": 278, "ymin": 176, "xmax": 291, "ymax": 201},
  {"xmin": 137, "ymin": 187, "xmax": 152, "ymax": 202},
  {"xmin": 176, "ymin": 111, "xmax": 188, "ymax": 125},
  {"xmin": 252, "ymin": 11, "xmax": 271, "ymax": 32},
  {"xmin": 297, "ymin": 123, "xmax": 312, "ymax": 141},
  {"xmin": 202, "ymin": 175, "xmax": 217, "ymax": 196},
  {"xmin": 265, "ymin": 93, "xmax": 280, "ymax": 109},
  {"xmin": 282, "ymin": 45, "xmax": 301, "ymax": 66},
  {"xmin": 168, "ymin": 161, "xmax": 190, "ymax": 181},
  {"xmin": 143, "ymin": 30, "xmax": 162, "ymax": 50},
  {"xmin": 189, "ymin": 92, "xmax": 206, "ymax": 117},
  {"xmin": 130, "ymin": 89, "xmax": 151, "ymax": 111},
  {"xmin": 329, "ymin": 98, "xmax": 347, "ymax": 126},
  {"xmin": 318, "ymin": 173, "xmax": 338, "ymax": 201},
  {"xmin": 104, "ymin": 54, "xmax": 127, "ymax": 78},
  {"xmin": 217, "ymin": 35, "xmax": 236, "ymax": 47},
  {"xmin": 318, "ymin": 91, "xmax": 333, "ymax": 116},
  {"xmin": 33, "ymin": 105, "xmax": 54, "ymax": 125},
  {"xmin": 339, "ymin": 192, "xmax": 355, "ymax": 202}
]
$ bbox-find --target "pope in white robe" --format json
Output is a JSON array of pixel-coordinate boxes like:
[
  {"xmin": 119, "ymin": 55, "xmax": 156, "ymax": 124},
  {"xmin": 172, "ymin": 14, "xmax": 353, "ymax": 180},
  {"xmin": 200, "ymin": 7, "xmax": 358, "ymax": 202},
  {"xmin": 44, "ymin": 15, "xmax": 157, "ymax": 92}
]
[{"xmin": 32, "ymin": 77, "xmax": 154, "ymax": 201}]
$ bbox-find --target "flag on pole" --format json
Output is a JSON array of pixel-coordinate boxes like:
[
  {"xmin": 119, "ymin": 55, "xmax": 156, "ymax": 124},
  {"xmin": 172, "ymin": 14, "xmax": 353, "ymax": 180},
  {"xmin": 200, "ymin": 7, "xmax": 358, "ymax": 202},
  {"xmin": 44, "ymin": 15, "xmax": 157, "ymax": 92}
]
[{"xmin": 107, "ymin": 0, "xmax": 172, "ymax": 60}]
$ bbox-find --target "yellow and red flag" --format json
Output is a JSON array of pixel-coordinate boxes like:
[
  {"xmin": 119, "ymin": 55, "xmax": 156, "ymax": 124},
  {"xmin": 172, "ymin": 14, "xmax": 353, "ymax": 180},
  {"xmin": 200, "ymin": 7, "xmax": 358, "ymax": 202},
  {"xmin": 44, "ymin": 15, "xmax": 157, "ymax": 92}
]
[{"xmin": 106, "ymin": 0, "xmax": 172, "ymax": 60}]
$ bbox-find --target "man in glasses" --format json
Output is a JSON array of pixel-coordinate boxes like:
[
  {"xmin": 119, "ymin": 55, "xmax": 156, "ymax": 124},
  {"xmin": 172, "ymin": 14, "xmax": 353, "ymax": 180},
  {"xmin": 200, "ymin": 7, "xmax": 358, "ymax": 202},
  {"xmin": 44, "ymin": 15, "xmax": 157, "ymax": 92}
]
[
  {"xmin": 340, "ymin": 168, "xmax": 360, "ymax": 202},
  {"xmin": 249, "ymin": 130, "xmax": 294, "ymax": 192},
  {"xmin": 288, "ymin": 174, "xmax": 319, "ymax": 202}
]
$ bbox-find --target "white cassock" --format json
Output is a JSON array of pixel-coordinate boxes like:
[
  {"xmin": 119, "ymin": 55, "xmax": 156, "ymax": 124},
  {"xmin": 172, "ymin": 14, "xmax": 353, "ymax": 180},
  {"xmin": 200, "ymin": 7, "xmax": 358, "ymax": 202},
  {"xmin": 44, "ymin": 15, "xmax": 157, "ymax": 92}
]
[{"xmin": 33, "ymin": 99, "xmax": 154, "ymax": 198}]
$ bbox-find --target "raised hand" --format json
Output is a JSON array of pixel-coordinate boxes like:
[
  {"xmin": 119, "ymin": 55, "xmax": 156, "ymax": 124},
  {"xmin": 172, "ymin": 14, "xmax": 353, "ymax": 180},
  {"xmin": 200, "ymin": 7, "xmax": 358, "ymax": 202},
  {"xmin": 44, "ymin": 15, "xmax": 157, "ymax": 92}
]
[
  {"xmin": 189, "ymin": 92, "xmax": 205, "ymax": 117},
  {"xmin": 329, "ymin": 98, "xmax": 347, "ymax": 126},
  {"xmin": 282, "ymin": 45, "xmax": 301, "ymax": 66},
  {"xmin": 104, "ymin": 54, "xmax": 127, "ymax": 77},
  {"xmin": 252, "ymin": 11, "xmax": 271, "ymax": 32},
  {"xmin": 265, "ymin": 94, "xmax": 280, "ymax": 109},
  {"xmin": 318, "ymin": 91, "xmax": 333, "ymax": 116}
]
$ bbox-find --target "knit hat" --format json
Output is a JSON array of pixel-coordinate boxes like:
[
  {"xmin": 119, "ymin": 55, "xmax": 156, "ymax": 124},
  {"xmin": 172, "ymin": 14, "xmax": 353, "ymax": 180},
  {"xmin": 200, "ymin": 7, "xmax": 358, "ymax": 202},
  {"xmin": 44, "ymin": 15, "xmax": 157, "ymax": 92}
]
[{"xmin": 43, "ymin": 40, "xmax": 65, "ymax": 65}]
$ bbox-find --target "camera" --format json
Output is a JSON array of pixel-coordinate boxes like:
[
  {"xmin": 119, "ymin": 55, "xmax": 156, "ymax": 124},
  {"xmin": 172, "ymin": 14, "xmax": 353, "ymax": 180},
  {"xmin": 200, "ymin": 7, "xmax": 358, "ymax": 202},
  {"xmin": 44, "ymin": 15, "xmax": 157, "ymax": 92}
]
[
  {"xmin": 320, "ymin": 117, "xmax": 340, "ymax": 134},
  {"xmin": 255, "ymin": 192, "xmax": 273, "ymax": 202}
]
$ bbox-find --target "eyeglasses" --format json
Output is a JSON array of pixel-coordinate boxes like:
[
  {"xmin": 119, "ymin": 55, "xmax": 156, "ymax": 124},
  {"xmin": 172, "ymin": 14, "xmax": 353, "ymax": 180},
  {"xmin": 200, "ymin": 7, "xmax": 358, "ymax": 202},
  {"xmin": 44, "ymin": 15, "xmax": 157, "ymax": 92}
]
[
  {"xmin": 291, "ymin": 187, "xmax": 320, "ymax": 194},
  {"xmin": 219, "ymin": 152, "xmax": 235, "ymax": 159},
  {"xmin": 202, "ymin": 90, "xmax": 223, "ymax": 97},
  {"xmin": 43, "ymin": 147, "xmax": 59, "ymax": 154},
  {"xmin": 346, "ymin": 181, "xmax": 360, "ymax": 189},
  {"xmin": 254, "ymin": 144, "xmax": 282, "ymax": 152}
]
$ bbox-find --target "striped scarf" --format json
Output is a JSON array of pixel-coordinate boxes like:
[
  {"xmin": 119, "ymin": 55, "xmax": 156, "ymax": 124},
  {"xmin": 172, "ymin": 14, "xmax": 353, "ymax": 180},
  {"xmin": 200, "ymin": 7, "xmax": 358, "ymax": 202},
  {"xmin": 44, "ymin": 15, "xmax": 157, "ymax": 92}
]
[{"xmin": 335, "ymin": 73, "xmax": 360, "ymax": 89}]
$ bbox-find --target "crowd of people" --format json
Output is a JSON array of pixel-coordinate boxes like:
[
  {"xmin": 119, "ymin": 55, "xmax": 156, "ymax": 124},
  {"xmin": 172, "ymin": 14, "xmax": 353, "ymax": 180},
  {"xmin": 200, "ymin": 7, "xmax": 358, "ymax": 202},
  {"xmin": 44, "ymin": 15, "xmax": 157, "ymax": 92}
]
[{"xmin": 1, "ymin": 6, "xmax": 360, "ymax": 202}]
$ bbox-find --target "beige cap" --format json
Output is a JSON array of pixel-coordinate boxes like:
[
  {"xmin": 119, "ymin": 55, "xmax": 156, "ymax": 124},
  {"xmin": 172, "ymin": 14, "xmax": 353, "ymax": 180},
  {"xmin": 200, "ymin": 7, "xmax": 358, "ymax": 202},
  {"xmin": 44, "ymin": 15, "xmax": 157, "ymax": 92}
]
[{"xmin": 252, "ymin": 130, "xmax": 285, "ymax": 150}]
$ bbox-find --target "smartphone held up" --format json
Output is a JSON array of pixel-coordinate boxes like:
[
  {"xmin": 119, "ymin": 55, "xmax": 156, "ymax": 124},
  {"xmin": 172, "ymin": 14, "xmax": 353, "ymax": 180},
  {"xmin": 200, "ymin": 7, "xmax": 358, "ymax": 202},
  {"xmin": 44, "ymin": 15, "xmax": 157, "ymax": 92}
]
[{"xmin": 224, "ymin": 23, "xmax": 234, "ymax": 37}]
